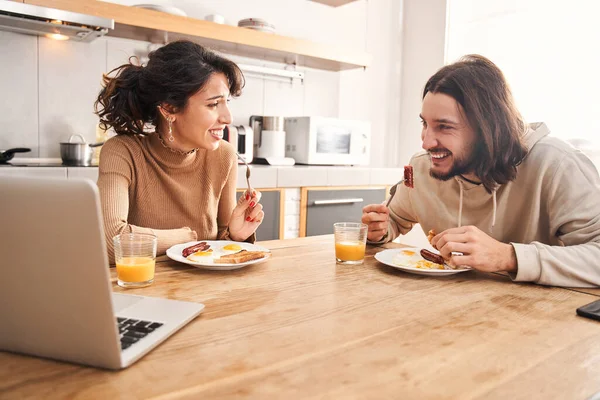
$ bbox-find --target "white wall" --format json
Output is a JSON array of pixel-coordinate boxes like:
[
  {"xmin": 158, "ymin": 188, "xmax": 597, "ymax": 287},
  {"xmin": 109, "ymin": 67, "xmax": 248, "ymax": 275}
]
[
  {"xmin": 446, "ymin": 0, "xmax": 600, "ymax": 151},
  {"xmin": 396, "ymin": 0, "xmax": 448, "ymax": 167},
  {"xmin": 0, "ymin": 0, "xmax": 409, "ymax": 167}
]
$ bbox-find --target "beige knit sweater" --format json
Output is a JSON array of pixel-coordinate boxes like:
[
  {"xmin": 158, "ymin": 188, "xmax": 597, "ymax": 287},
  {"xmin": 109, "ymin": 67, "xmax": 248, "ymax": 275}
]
[{"xmin": 97, "ymin": 133, "xmax": 239, "ymax": 262}]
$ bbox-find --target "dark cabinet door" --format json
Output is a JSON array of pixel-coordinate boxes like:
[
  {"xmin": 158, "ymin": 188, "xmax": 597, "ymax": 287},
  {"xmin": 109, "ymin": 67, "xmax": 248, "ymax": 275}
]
[
  {"xmin": 236, "ymin": 190, "xmax": 281, "ymax": 241},
  {"xmin": 305, "ymin": 188, "xmax": 386, "ymax": 236}
]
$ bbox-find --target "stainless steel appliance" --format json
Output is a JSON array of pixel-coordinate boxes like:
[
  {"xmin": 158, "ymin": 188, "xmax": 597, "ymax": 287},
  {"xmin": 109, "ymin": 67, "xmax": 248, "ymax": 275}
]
[
  {"xmin": 0, "ymin": 1, "xmax": 113, "ymax": 42},
  {"xmin": 223, "ymin": 124, "xmax": 253, "ymax": 164},
  {"xmin": 284, "ymin": 116, "xmax": 371, "ymax": 166},
  {"xmin": 250, "ymin": 115, "xmax": 295, "ymax": 166}
]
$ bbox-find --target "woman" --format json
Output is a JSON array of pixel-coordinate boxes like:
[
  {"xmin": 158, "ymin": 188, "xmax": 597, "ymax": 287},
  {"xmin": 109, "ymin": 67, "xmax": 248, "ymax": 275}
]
[{"xmin": 95, "ymin": 40, "xmax": 263, "ymax": 261}]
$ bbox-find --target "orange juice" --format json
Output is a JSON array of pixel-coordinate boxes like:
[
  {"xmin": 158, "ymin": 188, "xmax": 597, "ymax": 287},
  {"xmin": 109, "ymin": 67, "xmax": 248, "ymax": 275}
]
[
  {"xmin": 116, "ymin": 256, "xmax": 155, "ymax": 283},
  {"xmin": 335, "ymin": 241, "xmax": 366, "ymax": 261}
]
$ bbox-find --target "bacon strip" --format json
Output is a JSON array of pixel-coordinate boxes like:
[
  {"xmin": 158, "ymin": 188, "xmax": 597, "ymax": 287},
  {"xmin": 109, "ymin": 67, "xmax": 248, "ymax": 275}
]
[{"xmin": 182, "ymin": 241, "xmax": 209, "ymax": 258}]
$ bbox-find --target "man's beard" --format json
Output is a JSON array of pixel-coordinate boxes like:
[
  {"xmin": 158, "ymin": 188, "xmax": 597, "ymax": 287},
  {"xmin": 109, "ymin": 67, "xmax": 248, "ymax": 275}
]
[{"xmin": 428, "ymin": 148, "xmax": 477, "ymax": 181}]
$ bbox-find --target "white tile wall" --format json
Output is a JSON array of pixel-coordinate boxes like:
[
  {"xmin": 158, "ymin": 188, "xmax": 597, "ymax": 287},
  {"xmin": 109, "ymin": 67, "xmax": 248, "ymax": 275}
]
[
  {"xmin": 106, "ymin": 36, "xmax": 151, "ymax": 72},
  {"xmin": 263, "ymin": 79, "xmax": 305, "ymax": 117},
  {"xmin": 302, "ymin": 68, "xmax": 340, "ymax": 118},
  {"xmin": 227, "ymin": 73, "xmax": 265, "ymax": 126},
  {"xmin": 0, "ymin": 32, "xmax": 38, "ymax": 156},
  {"xmin": 38, "ymin": 37, "xmax": 107, "ymax": 157}
]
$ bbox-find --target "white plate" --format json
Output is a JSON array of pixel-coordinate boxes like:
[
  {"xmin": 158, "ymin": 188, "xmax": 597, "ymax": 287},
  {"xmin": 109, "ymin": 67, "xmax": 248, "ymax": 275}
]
[
  {"xmin": 166, "ymin": 240, "xmax": 271, "ymax": 271},
  {"xmin": 374, "ymin": 247, "xmax": 472, "ymax": 276}
]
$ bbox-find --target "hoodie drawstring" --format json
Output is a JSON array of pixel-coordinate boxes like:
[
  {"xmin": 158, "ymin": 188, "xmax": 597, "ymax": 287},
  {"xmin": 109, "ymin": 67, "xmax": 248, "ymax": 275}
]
[
  {"xmin": 457, "ymin": 180, "xmax": 464, "ymax": 228},
  {"xmin": 456, "ymin": 179, "xmax": 497, "ymax": 233}
]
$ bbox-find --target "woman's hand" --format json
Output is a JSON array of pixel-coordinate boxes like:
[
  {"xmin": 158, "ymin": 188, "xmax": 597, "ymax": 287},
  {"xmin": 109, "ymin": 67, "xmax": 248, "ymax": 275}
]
[
  {"xmin": 228, "ymin": 190, "xmax": 264, "ymax": 242},
  {"xmin": 431, "ymin": 225, "xmax": 517, "ymax": 273}
]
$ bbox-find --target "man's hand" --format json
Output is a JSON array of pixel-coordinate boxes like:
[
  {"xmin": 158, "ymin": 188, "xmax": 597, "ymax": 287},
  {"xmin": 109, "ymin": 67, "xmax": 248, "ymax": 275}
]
[
  {"xmin": 431, "ymin": 225, "xmax": 517, "ymax": 273},
  {"xmin": 361, "ymin": 204, "xmax": 389, "ymax": 242}
]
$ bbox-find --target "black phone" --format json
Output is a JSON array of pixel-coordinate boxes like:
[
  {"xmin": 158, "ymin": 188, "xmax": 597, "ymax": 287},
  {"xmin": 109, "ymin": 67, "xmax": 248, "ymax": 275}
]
[{"xmin": 576, "ymin": 299, "xmax": 600, "ymax": 322}]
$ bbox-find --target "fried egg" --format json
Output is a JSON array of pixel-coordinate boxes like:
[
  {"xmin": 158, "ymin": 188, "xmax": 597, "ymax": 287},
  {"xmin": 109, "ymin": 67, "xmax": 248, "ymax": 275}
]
[
  {"xmin": 188, "ymin": 249, "xmax": 213, "ymax": 262},
  {"xmin": 393, "ymin": 249, "xmax": 445, "ymax": 270},
  {"xmin": 212, "ymin": 244, "xmax": 244, "ymax": 260},
  {"xmin": 392, "ymin": 249, "xmax": 422, "ymax": 267}
]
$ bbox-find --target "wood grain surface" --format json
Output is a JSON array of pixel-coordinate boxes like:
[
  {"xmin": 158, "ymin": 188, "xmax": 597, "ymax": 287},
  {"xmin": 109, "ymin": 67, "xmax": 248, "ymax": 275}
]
[{"xmin": 2, "ymin": 235, "xmax": 600, "ymax": 399}]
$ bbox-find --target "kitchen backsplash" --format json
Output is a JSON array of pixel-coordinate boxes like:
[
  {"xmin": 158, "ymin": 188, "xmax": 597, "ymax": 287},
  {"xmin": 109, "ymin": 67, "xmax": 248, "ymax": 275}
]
[
  {"xmin": 0, "ymin": 0, "xmax": 402, "ymax": 166},
  {"xmin": 0, "ymin": 32, "xmax": 340, "ymax": 158}
]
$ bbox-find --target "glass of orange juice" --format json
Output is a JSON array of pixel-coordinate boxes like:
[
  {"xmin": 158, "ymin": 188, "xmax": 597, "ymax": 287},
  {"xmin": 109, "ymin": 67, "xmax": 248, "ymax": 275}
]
[
  {"xmin": 113, "ymin": 233, "xmax": 157, "ymax": 288},
  {"xmin": 333, "ymin": 222, "xmax": 368, "ymax": 265}
]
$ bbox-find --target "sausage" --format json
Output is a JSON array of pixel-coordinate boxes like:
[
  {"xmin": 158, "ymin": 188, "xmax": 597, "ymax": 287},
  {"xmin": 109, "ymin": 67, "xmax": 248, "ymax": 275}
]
[
  {"xmin": 182, "ymin": 241, "xmax": 209, "ymax": 258},
  {"xmin": 420, "ymin": 249, "xmax": 444, "ymax": 265},
  {"xmin": 404, "ymin": 165, "xmax": 414, "ymax": 188}
]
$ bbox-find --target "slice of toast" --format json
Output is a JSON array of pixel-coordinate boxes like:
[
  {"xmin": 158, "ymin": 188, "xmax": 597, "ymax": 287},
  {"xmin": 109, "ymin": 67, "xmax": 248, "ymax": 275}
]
[{"xmin": 214, "ymin": 250, "xmax": 268, "ymax": 264}]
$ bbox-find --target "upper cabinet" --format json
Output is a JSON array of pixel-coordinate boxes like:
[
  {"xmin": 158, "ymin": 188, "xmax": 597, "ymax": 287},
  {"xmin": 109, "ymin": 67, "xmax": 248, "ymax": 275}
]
[{"xmin": 23, "ymin": 0, "xmax": 372, "ymax": 71}]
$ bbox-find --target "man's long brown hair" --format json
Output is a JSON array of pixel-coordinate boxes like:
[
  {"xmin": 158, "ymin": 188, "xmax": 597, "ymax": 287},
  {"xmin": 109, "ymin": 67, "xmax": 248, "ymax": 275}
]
[{"xmin": 423, "ymin": 54, "xmax": 528, "ymax": 193}]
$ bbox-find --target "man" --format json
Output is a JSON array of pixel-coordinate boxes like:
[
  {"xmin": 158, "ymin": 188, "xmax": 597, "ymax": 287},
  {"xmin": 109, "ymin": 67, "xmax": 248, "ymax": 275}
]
[{"xmin": 362, "ymin": 54, "xmax": 600, "ymax": 287}]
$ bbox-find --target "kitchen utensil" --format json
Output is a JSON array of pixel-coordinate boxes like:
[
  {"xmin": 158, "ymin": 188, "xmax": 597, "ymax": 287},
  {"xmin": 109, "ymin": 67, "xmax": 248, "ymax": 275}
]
[
  {"xmin": 236, "ymin": 152, "xmax": 253, "ymax": 194},
  {"xmin": 60, "ymin": 134, "xmax": 104, "ymax": 166},
  {"xmin": 0, "ymin": 147, "xmax": 31, "ymax": 164},
  {"xmin": 385, "ymin": 179, "xmax": 404, "ymax": 207}
]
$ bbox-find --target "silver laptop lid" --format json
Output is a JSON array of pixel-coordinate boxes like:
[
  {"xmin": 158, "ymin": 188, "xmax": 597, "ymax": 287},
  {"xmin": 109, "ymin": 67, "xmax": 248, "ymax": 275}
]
[{"xmin": 0, "ymin": 176, "xmax": 121, "ymax": 368}]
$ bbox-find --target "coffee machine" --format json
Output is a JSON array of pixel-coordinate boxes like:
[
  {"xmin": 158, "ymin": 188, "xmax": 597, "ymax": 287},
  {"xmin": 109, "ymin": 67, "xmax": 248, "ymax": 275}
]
[{"xmin": 249, "ymin": 115, "xmax": 295, "ymax": 166}]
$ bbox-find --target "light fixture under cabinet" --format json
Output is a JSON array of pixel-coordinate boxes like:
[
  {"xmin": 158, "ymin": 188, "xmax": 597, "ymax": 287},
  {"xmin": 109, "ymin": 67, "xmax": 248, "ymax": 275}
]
[
  {"xmin": 0, "ymin": 0, "xmax": 113, "ymax": 42},
  {"xmin": 237, "ymin": 64, "xmax": 304, "ymax": 83}
]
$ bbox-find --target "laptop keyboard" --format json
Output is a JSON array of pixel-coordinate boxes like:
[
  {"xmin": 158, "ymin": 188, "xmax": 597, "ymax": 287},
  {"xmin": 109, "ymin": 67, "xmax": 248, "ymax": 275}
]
[{"xmin": 116, "ymin": 317, "xmax": 163, "ymax": 351}]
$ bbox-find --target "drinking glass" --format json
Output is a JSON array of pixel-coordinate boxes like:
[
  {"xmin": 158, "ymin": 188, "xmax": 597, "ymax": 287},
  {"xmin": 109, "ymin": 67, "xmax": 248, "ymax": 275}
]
[
  {"xmin": 113, "ymin": 233, "xmax": 157, "ymax": 288},
  {"xmin": 333, "ymin": 222, "xmax": 368, "ymax": 265}
]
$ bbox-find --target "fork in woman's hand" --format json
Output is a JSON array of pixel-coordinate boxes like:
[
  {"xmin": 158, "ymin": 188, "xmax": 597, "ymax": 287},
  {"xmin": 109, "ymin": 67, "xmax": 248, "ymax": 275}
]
[{"xmin": 236, "ymin": 153, "xmax": 253, "ymax": 196}]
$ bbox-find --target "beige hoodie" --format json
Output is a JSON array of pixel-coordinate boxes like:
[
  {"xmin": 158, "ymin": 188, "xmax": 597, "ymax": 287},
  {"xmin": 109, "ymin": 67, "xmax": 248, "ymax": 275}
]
[{"xmin": 383, "ymin": 122, "xmax": 600, "ymax": 287}]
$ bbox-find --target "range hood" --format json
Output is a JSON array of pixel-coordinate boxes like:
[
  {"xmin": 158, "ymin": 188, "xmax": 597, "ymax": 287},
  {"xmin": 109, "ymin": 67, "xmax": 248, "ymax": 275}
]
[{"xmin": 0, "ymin": 0, "xmax": 113, "ymax": 42}]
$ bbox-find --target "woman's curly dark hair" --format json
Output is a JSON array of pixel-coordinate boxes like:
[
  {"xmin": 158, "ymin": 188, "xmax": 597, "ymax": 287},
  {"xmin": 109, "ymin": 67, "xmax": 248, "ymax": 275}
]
[
  {"xmin": 423, "ymin": 54, "xmax": 528, "ymax": 193},
  {"xmin": 95, "ymin": 40, "xmax": 244, "ymax": 136}
]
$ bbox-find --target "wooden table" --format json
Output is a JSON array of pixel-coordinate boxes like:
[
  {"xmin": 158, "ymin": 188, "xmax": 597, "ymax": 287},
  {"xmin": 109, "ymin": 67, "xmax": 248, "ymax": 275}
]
[{"xmin": 2, "ymin": 235, "xmax": 600, "ymax": 399}]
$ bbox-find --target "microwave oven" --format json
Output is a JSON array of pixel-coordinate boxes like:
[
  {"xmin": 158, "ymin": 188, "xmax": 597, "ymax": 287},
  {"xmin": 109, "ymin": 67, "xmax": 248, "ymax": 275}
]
[
  {"xmin": 223, "ymin": 125, "xmax": 253, "ymax": 164},
  {"xmin": 284, "ymin": 117, "xmax": 370, "ymax": 165}
]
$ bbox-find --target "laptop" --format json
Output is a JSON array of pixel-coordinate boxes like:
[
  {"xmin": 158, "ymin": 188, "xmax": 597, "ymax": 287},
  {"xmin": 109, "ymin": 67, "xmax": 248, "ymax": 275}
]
[{"xmin": 0, "ymin": 176, "xmax": 204, "ymax": 369}]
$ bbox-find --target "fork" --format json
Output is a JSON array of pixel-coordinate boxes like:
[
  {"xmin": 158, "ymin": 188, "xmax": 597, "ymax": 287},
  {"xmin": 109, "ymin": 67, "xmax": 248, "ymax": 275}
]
[
  {"xmin": 236, "ymin": 153, "xmax": 253, "ymax": 196},
  {"xmin": 385, "ymin": 178, "xmax": 405, "ymax": 207}
]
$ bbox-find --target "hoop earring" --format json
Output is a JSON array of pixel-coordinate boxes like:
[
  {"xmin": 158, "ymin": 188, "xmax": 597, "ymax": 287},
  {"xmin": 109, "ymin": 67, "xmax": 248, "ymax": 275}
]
[{"xmin": 167, "ymin": 118, "xmax": 174, "ymax": 142}]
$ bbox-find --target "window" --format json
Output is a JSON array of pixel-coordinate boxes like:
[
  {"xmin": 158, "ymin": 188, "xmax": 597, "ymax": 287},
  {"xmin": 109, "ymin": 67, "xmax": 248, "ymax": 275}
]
[{"xmin": 446, "ymin": 0, "xmax": 600, "ymax": 150}]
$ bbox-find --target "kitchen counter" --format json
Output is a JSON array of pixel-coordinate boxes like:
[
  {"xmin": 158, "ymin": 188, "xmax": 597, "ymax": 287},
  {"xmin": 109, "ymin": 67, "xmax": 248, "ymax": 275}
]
[{"xmin": 0, "ymin": 160, "xmax": 404, "ymax": 188}]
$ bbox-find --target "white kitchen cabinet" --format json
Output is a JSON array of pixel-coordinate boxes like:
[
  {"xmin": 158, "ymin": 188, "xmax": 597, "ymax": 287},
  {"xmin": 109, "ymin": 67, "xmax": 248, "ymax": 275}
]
[
  {"xmin": 0, "ymin": 167, "xmax": 67, "ymax": 178},
  {"xmin": 67, "ymin": 167, "xmax": 99, "ymax": 182}
]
